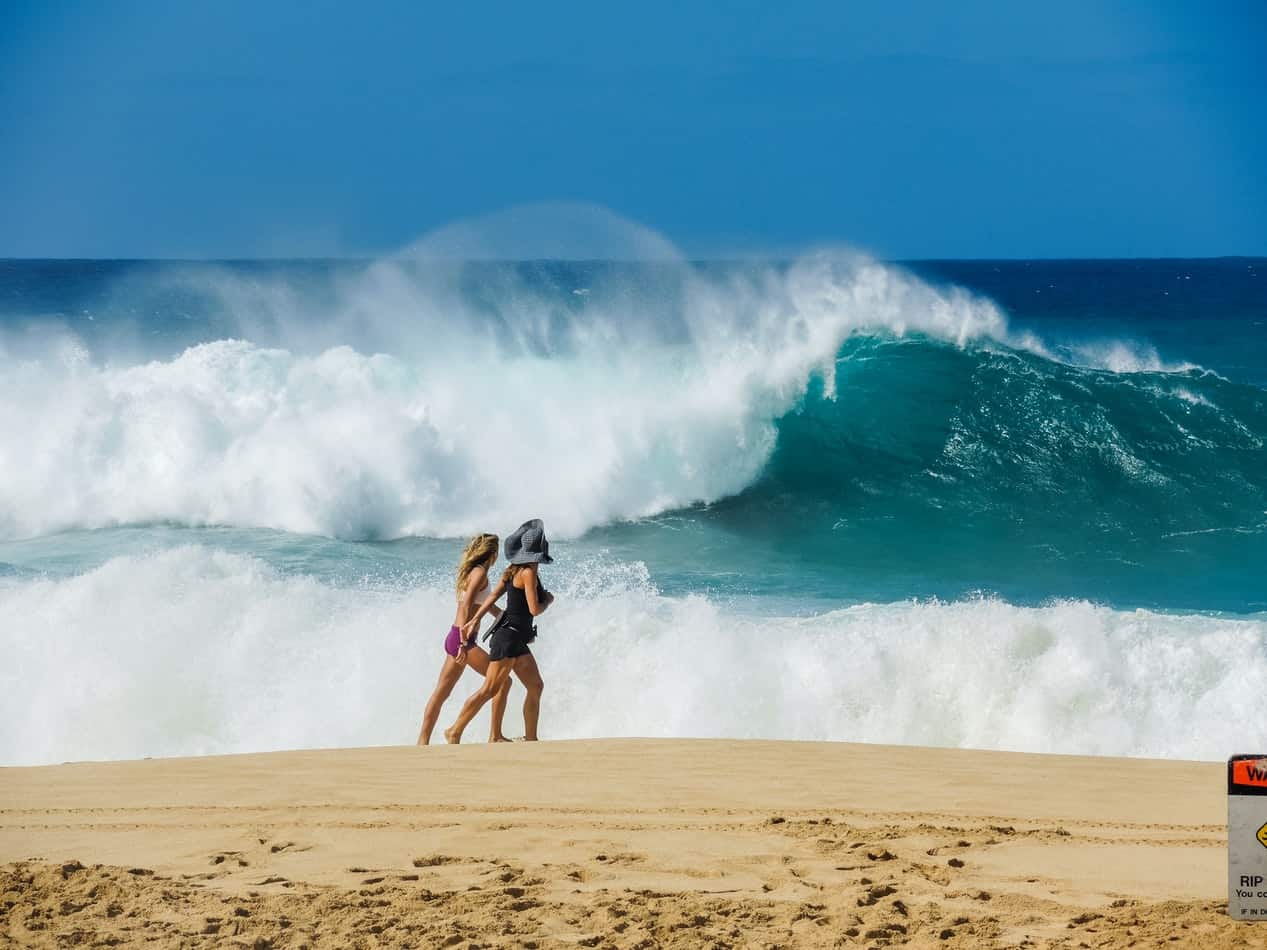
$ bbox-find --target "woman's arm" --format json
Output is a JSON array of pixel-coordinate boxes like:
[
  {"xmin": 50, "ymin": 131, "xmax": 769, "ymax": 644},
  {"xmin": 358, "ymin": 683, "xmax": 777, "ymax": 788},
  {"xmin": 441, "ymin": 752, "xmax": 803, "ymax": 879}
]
[{"xmin": 522, "ymin": 564, "xmax": 553, "ymax": 617}]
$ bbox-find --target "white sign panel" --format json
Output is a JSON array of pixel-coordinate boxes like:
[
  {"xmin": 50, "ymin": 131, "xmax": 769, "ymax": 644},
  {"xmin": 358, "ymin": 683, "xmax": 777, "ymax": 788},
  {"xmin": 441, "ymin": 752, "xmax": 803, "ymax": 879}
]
[{"xmin": 1229, "ymin": 755, "xmax": 1267, "ymax": 921}]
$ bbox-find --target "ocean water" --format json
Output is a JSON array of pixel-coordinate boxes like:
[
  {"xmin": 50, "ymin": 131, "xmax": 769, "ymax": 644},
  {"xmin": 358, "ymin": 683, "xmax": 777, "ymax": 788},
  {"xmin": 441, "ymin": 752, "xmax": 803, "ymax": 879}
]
[{"xmin": 1, "ymin": 250, "xmax": 1265, "ymax": 766}]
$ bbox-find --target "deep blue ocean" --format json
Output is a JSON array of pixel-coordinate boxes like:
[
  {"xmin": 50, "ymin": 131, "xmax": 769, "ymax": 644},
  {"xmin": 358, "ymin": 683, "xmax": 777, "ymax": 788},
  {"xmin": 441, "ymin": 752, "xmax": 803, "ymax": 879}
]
[{"xmin": 2, "ymin": 253, "xmax": 1264, "ymax": 765}]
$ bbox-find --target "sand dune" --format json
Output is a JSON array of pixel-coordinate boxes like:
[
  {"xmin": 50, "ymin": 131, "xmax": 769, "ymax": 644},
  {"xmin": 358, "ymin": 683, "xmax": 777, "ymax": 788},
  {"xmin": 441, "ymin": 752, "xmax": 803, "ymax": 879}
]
[{"xmin": 0, "ymin": 740, "xmax": 1255, "ymax": 948}]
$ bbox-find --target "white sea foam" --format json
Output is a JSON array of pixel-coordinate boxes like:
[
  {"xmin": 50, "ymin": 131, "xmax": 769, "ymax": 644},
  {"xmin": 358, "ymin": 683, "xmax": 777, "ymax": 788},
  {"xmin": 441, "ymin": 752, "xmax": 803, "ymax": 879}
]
[
  {"xmin": 3, "ymin": 546, "xmax": 1263, "ymax": 765},
  {"xmin": 0, "ymin": 252, "xmax": 1020, "ymax": 541},
  {"xmin": 4, "ymin": 189, "xmax": 1220, "ymax": 544},
  {"xmin": 1067, "ymin": 339, "xmax": 1201, "ymax": 375}
]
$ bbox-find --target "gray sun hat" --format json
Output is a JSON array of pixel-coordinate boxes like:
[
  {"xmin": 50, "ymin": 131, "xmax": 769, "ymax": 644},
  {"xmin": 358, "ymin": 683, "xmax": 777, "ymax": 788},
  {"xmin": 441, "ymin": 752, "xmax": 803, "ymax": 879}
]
[{"xmin": 504, "ymin": 518, "xmax": 553, "ymax": 565}]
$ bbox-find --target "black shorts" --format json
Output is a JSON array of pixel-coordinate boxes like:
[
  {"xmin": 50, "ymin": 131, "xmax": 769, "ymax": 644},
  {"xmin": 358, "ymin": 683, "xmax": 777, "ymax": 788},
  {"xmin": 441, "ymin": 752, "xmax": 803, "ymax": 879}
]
[
  {"xmin": 487, "ymin": 631, "xmax": 531, "ymax": 661},
  {"xmin": 486, "ymin": 620, "xmax": 536, "ymax": 662}
]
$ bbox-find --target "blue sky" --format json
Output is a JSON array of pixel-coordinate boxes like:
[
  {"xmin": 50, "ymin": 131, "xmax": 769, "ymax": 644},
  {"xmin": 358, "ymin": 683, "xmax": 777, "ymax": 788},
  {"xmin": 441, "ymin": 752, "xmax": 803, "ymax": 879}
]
[{"xmin": 2, "ymin": 1, "xmax": 1264, "ymax": 258}]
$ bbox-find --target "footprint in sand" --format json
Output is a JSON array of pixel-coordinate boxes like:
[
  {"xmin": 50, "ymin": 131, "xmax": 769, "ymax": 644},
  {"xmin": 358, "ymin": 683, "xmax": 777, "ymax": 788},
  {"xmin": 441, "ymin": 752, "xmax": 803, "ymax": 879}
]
[
  {"xmin": 857, "ymin": 884, "xmax": 897, "ymax": 906},
  {"xmin": 268, "ymin": 840, "xmax": 312, "ymax": 853},
  {"xmin": 412, "ymin": 854, "xmax": 462, "ymax": 868}
]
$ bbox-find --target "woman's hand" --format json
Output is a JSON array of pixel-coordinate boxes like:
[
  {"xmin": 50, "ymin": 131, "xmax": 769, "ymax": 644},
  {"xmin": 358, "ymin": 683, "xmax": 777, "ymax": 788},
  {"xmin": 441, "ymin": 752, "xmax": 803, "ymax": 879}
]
[
  {"xmin": 461, "ymin": 618, "xmax": 478, "ymax": 638},
  {"xmin": 454, "ymin": 643, "xmax": 469, "ymax": 667}
]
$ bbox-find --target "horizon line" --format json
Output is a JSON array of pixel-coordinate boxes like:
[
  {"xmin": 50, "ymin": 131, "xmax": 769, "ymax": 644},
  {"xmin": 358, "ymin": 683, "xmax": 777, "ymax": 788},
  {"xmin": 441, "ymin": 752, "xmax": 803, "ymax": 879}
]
[{"xmin": 1, "ymin": 254, "xmax": 1264, "ymax": 265}]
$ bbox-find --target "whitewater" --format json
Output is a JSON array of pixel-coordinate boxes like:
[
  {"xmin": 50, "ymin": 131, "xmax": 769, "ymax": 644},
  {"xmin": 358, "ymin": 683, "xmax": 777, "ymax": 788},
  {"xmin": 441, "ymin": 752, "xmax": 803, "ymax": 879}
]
[
  {"xmin": 0, "ymin": 252, "xmax": 1016, "ymax": 541},
  {"xmin": 2, "ymin": 210, "xmax": 1265, "ymax": 766}
]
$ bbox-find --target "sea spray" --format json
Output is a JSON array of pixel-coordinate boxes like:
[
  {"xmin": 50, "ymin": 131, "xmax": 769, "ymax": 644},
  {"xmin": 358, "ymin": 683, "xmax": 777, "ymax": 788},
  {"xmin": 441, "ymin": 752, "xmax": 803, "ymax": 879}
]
[
  {"xmin": 2, "ymin": 545, "xmax": 1265, "ymax": 766},
  {"xmin": 5, "ymin": 252, "xmax": 1260, "ymax": 543},
  {"xmin": 0, "ymin": 252, "xmax": 1018, "ymax": 540}
]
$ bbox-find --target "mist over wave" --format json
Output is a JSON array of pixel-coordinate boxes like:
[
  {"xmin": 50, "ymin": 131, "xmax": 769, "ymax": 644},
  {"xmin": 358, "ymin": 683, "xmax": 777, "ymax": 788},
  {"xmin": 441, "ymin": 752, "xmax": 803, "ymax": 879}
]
[
  {"xmin": 0, "ymin": 250, "xmax": 1018, "ymax": 540},
  {"xmin": 2, "ymin": 546, "xmax": 1264, "ymax": 766},
  {"xmin": 4, "ymin": 242, "xmax": 1256, "ymax": 544}
]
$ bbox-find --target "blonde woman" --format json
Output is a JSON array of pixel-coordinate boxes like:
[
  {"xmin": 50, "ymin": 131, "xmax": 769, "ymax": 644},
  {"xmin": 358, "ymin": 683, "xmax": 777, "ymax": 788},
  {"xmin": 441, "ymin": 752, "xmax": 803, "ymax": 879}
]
[{"xmin": 416, "ymin": 533, "xmax": 512, "ymax": 745}]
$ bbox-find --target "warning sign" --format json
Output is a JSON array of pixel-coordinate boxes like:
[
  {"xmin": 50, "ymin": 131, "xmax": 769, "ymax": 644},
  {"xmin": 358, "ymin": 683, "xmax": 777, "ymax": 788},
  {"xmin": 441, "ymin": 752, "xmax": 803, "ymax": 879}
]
[
  {"xmin": 1234, "ymin": 760, "xmax": 1267, "ymax": 789},
  {"xmin": 1229, "ymin": 755, "xmax": 1267, "ymax": 921}
]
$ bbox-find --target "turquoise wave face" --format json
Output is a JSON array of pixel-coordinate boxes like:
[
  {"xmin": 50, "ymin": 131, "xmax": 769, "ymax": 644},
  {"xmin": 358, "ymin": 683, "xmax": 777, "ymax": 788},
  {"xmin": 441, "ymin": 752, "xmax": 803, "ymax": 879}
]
[{"xmin": 588, "ymin": 335, "xmax": 1267, "ymax": 612}]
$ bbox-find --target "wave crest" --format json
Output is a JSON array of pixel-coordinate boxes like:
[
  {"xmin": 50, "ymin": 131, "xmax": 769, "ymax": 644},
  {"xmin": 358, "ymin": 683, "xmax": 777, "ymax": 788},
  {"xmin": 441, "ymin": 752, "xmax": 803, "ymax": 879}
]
[{"xmin": 0, "ymin": 253, "xmax": 1022, "ymax": 540}]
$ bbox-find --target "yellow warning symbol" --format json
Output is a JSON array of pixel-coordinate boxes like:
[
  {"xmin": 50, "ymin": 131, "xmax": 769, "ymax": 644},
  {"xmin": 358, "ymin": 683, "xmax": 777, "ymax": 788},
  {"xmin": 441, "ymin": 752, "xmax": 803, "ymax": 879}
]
[{"xmin": 1258, "ymin": 822, "xmax": 1267, "ymax": 849}]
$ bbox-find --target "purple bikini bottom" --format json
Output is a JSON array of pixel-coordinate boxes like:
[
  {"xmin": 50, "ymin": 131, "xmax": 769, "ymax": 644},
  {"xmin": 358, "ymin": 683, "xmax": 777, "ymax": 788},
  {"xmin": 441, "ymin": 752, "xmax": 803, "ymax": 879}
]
[{"xmin": 444, "ymin": 625, "xmax": 475, "ymax": 658}]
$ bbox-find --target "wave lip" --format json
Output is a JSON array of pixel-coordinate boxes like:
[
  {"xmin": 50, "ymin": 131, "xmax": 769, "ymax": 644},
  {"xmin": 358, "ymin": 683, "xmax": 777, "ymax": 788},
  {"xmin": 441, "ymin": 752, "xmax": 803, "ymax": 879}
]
[
  {"xmin": 0, "ymin": 252, "xmax": 1016, "ymax": 540},
  {"xmin": 5, "ymin": 250, "xmax": 1241, "ymax": 543}
]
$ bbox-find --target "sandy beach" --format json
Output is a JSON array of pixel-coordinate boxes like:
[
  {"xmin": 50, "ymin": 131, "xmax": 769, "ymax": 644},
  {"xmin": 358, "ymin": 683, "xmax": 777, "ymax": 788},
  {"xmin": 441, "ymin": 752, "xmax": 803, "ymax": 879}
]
[{"xmin": 0, "ymin": 739, "xmax": 1256, "ymax": 948}]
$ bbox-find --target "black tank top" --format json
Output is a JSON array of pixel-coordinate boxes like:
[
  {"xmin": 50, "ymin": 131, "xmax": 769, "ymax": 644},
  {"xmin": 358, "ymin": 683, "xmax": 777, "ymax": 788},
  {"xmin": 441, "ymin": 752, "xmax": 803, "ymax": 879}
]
[{"xmin": 501, "ymin": 574, "xmax": 543, "ymax": 633}]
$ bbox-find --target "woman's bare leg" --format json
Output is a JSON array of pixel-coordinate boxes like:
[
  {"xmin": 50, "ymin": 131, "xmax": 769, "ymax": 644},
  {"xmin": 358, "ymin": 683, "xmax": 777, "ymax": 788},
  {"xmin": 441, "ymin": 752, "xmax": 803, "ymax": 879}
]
[
  {"xmin": 445, "ymin": 660, "xmax": 515, "ymax": 744},
  {"xmin": 465, "ymin": 647, "xmax": 513, "ymax": 742},
  {"xmin": 512, "ymin": 652, "xmax": 544, "ymax": 741},
  {"xmin": 417, "ymin": 656, "xmax": 465, "ymax": 745}
]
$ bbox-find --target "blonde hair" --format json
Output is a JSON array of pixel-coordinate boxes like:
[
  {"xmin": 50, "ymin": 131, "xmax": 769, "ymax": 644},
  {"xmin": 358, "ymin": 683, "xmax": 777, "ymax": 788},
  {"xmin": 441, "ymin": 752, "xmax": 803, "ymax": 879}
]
[{"xmin": 456, "ymin": 533, "xmax": 499, "ymax": 594}]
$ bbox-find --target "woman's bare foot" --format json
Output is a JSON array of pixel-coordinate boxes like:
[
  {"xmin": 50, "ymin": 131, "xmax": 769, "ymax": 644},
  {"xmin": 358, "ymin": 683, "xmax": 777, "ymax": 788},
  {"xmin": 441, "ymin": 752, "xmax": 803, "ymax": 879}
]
[
  {"xmin": 443, "ymin": 727, "xmax": 461, "ymax": 744},
  {"xmin": 489, "ymin": 735, "xmax": 511, "ymax": 743}
]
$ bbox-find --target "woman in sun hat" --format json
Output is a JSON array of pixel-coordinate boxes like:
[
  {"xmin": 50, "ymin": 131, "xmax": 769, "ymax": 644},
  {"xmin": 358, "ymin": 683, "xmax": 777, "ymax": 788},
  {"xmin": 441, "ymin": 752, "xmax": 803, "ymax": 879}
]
[{"xmin": 444, "ymin": 519, "xmax": 555, "ymax": 743}]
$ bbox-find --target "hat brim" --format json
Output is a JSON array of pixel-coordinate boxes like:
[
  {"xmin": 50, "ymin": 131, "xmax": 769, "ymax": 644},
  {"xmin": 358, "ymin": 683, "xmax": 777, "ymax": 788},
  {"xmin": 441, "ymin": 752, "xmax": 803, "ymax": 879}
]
[{"xmin": 510, "ymin": 552, "xmax": 553, "ymax": 565}]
